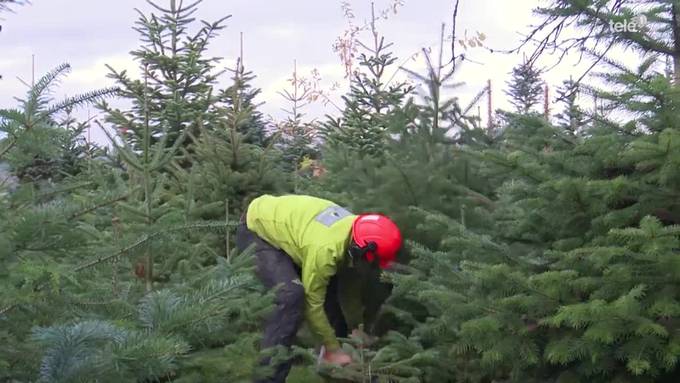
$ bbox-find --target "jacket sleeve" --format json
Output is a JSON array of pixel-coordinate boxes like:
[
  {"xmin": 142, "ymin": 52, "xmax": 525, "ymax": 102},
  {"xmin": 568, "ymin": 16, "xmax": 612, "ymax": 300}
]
[{"xmin": 302, "ymin": 246, "xmax": 341, "ymax": 350}]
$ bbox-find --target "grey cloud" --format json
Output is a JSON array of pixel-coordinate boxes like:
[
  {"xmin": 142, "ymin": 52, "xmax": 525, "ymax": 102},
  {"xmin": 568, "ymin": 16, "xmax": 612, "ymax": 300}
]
[{"xmin": 2, "ymin": 0, "xmax": 563, "ymax": 131}]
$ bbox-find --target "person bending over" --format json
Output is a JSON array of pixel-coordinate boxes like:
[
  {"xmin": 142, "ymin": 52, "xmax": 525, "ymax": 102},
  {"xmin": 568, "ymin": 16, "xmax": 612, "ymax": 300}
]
[{"xmin": 235, "ymin": 194, "xmax": 402, "ymax": 383}]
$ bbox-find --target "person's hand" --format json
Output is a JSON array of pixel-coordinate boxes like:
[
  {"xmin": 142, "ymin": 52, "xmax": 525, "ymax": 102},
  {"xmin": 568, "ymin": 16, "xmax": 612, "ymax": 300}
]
[{"xmin": 322, "ymin": 349, "xmax": 352, "ymax": 366}]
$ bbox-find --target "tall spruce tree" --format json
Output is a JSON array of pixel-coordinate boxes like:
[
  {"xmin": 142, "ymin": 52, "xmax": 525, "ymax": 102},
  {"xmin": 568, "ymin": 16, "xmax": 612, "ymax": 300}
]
[
  {"xmin": 99, "ymin": 0, "xmax": 229, "ymax": 152},
  {"xmin": 166, "ymin": 60, "xmax": 290, "ymax": 261},
  {"xmin": 320, "ymin": 10, "xmax": 412, "ymax": 158},
  {"xmin": 219, "ymin": 62, "xmax": 269, "ymax": 147},
  {"xmin": 274, "ymin": 61, "xmax": 320, "ymax": 190},
  {"xmin": 505, "ymin": 60, "xmax": 544, "ymax": 114},
  {"xmin": 555, "ymin": 78, "xmax": 585, "ymax": 133}
]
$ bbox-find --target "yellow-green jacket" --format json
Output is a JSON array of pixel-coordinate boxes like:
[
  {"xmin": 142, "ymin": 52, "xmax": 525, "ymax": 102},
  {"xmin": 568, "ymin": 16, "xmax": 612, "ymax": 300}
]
[{"xmin": 246, "ymin": 194, "xmax": 363, "ymax": 350}]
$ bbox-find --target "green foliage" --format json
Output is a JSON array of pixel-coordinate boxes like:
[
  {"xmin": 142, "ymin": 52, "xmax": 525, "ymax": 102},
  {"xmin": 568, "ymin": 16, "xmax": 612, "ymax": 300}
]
[
  {"xmin": 505, "ymin": 60, "xmax": 543, "ymax": 114},
  {"xmin": 173, "ymin": 126, "xmax": 287, "ymax": 219},
  {"xmin": 534, "ymin": 0, "xmax": 677, "ymax": 60},
  {"xmin": 99, "ymin": 0, "xmax": 230, "ymax": 151},
  {"xmin": 274, "ymin": 63, "xmax": 320, "ymax": 179},
  {"xmin": 160, "ymin": 48, "xmax": 291, "ymax": 222},
  {"xmin": 5, "ymin": 0, "xmax": 680, "ymax": 382},
  {"xmin": 164, "ymin": 60, "xmax": 290, "ymax": 269},
  {"xmin": 313, "ymin": 331, "xmax": 426, "ymax": 382},
  {"xmin": 219, "ymin": 63, "xmax": 270, "ymax": 147},
  {"xmin": 586, "ymin": 54, "xmax": 680, "ymax": 134},
  {"xmin": 174, "ymin": 335, "xmax": 265, "ymax": 383},
  {"xmin": 0, "ymin": 63, "xmax": 115, "ymax": 181},
  {"xmin": 32, "ymin": 320, "xmax": 190, "ymax": 383},
  {"xmin": 554, "ymin": 78, "xmax": 585, "ymax": 133},
  {"xmin": 380, "ymin": 66, "xmax": 680, "ymax": 382},
  {"xmin": 0, "ymin": 3, "xmax": 278, "ymax": 382},
  {"xmin": 31, "ymin": 254, "xmax": 270, "ymax": 383},
  {"xmin": 320, "ymin": 24, "xmax": 413, "ymax": 157}
]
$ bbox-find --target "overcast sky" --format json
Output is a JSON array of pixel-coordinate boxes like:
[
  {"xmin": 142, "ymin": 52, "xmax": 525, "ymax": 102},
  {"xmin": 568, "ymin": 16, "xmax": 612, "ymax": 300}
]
[{"xmin": 0, "ymin": 0, "xmax": 597, "ymax": 143}]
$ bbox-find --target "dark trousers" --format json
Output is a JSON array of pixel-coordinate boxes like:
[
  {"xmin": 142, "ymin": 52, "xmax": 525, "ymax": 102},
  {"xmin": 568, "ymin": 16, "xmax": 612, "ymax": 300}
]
[{"xmin": 235, "ymin": 218, "xmax": 348, "ymax": 383}]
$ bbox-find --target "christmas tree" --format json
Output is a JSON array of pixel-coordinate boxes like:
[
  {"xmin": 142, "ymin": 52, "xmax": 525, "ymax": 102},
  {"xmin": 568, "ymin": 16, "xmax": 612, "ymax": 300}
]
[
  {"xmin": 504, "ymin": 60, "xmax": 543, "ymax": 114},
  {"xmin": 0, "ymin": 3, "xmax": 276, "ymax": 382},
  {"xmin": 319, "ymin": 6, "xmax": 413, "ymax": 158},
  {"xmin": 5, "ymin": 0, "xmax": 680, "ymax": 381},
  {"xmin": 99, "ymin": 0, "xmax": 229, "ymax": 152}
]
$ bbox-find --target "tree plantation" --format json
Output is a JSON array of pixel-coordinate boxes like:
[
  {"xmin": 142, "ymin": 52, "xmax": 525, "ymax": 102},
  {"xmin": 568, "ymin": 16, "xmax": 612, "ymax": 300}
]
[{"xmin": 2, "ymin": 0, "xmax": 680, "ymax": 382}]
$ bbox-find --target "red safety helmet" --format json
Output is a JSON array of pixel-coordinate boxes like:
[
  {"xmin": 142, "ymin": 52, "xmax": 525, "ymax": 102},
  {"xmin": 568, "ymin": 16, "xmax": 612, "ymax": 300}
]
[{"xmin": 351, "ymin": 214, "xmax": 402, "ymax": 269}]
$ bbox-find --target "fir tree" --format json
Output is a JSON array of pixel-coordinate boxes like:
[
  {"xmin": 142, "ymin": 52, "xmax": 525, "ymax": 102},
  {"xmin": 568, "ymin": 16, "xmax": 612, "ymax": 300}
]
[
  {"xmin": 320, "ymin": 7, "xmax": 412, "ymax": 158},
  {"xmin": 0, "ymin": 63, "xmax": 114, "ymax": 182},
  {"xmin": 99, "ymin": 0, "xmax": 230, "ymax": 152},
  {"xmin": 526, "ymin": 0, "xmax": 680, "ymax": 86},
  {"xmin": 586, "ymin": 54, "xmax": 680, "ymax": 134},
  {"xmin": 166, "ymin": 60, "xmax": 290, "ymax": 261},
  {"xmin": 296, "ymin": 328, "xmax": 425, "ymax": 382},
  {"xmin": 219, "ymin": 60, "xmax": 269, "ymax": 147},
  {"xmin": 554, "ymin": 78, "xmax": 585, "ymax": 133},
  {"xmin": 0, "ymin": 70, "xmax": 127, "ymax": 380},
  {"xmin": 505, "ymin": 60, "xmax": 544, "ymax": 114},
  {"xmin": 275, "ymin": 61, "xmax": 320, "ymax": 186},
  {"xmin": 10, "ymin": 0, "xmax": 680, "ymax": 381}
]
